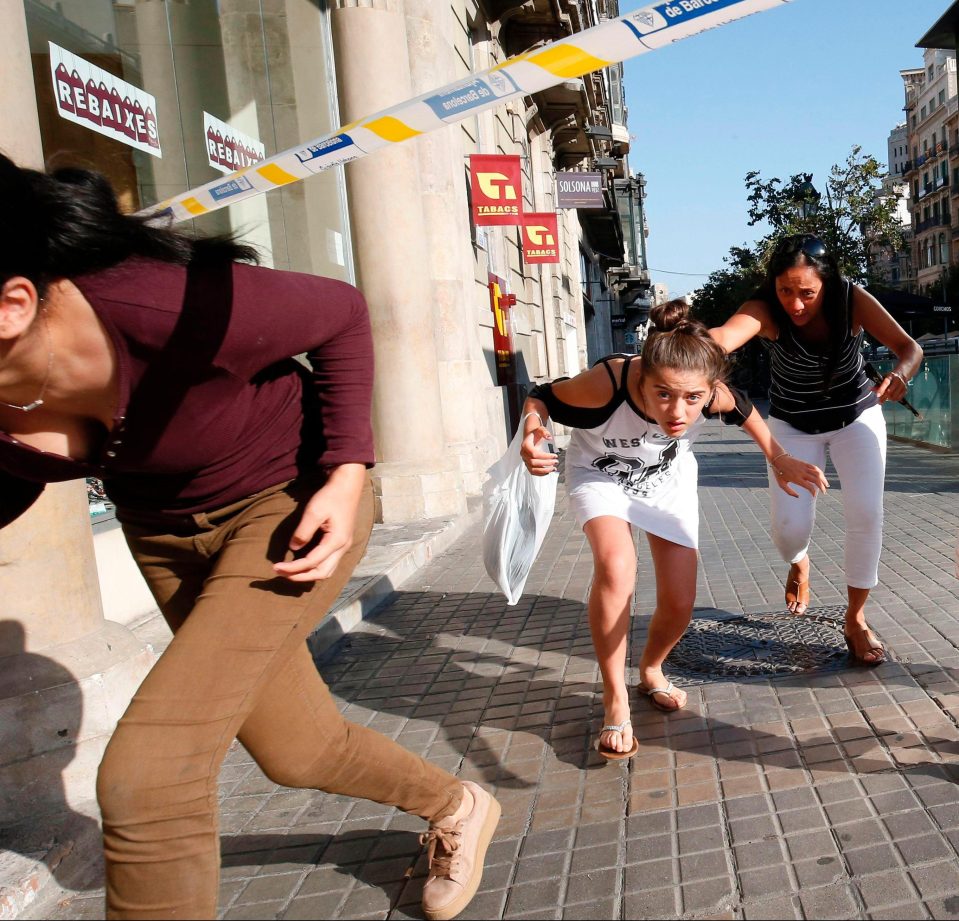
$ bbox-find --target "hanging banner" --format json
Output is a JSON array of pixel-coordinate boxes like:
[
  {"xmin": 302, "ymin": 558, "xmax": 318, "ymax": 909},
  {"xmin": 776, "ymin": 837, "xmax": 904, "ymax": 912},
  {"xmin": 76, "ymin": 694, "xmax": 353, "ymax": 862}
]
[
  {"xmin": 522, "ymin": 213, "xmax": 561, "ymax": 264},
  {"xmin": 49, "ymin": 42, "xmax": 161, "ymax": 158},
  {"xmin": 470, "ymin": 154, "xmax": 523, "ymax": 226},
  {"xmin": 141, "ymin": 0, "xmax": 793, "ymax": 222},
  {"xmin": 204, "ymin": 113, "xmax": 265, "ymax": 175},
  {"xmin": 556, "ymin": 171, "xmax": 604, "ymax": 209}
]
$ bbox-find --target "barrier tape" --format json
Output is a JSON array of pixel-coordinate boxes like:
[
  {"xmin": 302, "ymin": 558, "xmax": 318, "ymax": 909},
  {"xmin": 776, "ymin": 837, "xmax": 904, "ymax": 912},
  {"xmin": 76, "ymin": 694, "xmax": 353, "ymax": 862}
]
[{"xmin": 140, "ymin": 0, "xmax": 794, "ymax": 223}]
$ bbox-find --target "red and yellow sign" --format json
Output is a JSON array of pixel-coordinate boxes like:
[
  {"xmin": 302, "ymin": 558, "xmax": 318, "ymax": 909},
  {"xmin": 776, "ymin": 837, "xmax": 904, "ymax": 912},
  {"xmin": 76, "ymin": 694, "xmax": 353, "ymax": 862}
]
[
  {"xmin": 521, "ymin": 212, "xmax": 560, "ymax": 264},
  {"xmin": 488, "ymin": 273, "xmax": 516, "ymax": 387},
  {"xmin": 470, "ymin": 154, "xmax": 523, "ymax": 225}
]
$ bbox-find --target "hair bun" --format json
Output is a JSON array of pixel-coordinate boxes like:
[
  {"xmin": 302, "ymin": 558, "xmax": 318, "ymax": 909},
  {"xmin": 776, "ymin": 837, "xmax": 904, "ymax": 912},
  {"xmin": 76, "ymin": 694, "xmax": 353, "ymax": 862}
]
[{"xmin": 649, "ymin": 298, "xmax": 691, "ymax": 333}]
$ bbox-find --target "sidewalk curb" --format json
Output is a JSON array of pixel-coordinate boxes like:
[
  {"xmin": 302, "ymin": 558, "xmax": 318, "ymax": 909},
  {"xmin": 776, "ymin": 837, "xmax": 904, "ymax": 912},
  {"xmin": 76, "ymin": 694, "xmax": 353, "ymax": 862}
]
[{"xmin": 308, "ymin": 503, "xmax": 483, "ymax": 659}]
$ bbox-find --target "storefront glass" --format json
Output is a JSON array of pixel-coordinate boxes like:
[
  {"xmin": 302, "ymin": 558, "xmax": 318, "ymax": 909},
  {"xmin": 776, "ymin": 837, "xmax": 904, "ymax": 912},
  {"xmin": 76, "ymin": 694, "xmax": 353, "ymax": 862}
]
[{"xmin": 22, "ymin": 0, "xmax": 352, "ymax": 521}]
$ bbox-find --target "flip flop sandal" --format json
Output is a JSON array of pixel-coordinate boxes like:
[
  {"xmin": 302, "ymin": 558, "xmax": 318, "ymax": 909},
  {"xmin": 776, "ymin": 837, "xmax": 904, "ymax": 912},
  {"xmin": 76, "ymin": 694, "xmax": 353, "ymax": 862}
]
[
  {"xmin": 844, "ymin": 629, "xmax": 886, "ymax": 667},
  {"xmin": 595, "ymin": 719, "xmax": 639, "ymax": 760},
  {"xmin": 785, "ymin": 563, "xmax": 810, "ymax": 614},
  {"xmin": 638, "ymin": 680, "xmax": 686, "ymax": 713}
]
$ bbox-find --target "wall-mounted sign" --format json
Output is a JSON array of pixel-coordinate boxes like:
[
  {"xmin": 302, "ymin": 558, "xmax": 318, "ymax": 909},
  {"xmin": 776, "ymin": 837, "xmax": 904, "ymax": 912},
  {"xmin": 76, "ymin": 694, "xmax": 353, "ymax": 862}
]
[
  {"xmin": 610, "ymin": 316, "xmax": 627, "ymax": 329},
  {"xmin": 204, "ymin": 112, "xmax": 265, "ymax": 175},
  {"xmin": 49, "ymin": 42, "xmax": 161, "ymax": 158},
  {"xmin": 488, "ymin": 274, "xmax": 516, "ymax": 388},
  {"xmin": 521, "ymin": 212, "xmax": 560, "ymax": 264},
  {"xmin": 556, "ymin": 171, "xmax": 604, "ymax": 209},
  {"xmin": 470, "ymin": 154, "xmax": 523, "ymax": 225}
]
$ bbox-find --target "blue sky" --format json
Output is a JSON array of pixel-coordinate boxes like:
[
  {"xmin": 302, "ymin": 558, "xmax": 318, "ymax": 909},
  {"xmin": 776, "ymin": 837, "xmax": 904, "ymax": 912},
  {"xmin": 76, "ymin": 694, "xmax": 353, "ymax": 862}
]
[{"xmin": 618, "ymin": 0, "xmax": 949, "ymax": 297}]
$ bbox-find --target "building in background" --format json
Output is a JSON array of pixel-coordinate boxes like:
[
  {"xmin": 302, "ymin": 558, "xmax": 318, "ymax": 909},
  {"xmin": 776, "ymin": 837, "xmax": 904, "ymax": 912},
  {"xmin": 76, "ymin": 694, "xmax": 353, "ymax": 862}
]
[
  {"xmin": 901, "ymin": 48, "xmax": 957, "ymax": 294},
  {"xmin": 868, "ymin": 122, "xmax": 913, "ymax": 289},
  {"xmin": 1, "ymin": 0, "xmax": 645, "ymax": 858},
  {"xmin": 17, "ymin": 0, "xmax": 643, "ymax": 530}
]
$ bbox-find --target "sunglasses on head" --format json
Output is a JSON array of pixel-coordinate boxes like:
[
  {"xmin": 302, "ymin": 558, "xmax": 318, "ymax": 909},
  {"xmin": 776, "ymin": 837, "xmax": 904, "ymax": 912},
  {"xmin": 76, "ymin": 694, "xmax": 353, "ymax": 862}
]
[{"xmin": 779, "ymin": 234, "xmax": 828, "ymax": 260}]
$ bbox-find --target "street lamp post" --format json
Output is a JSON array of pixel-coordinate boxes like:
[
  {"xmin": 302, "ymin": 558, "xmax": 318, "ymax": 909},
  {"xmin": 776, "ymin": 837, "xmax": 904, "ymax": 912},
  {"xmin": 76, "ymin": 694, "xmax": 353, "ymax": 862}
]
[{"xmin": 797, "ymin": 174, "xmax": 821, "ymax": 221}]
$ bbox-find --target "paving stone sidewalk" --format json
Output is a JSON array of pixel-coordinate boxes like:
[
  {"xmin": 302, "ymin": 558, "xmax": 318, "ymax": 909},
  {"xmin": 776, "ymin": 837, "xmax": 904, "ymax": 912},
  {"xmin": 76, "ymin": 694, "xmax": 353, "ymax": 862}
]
[{"xmin": 43, "ymin": 419, "xmax": 959, "ymax": 920}]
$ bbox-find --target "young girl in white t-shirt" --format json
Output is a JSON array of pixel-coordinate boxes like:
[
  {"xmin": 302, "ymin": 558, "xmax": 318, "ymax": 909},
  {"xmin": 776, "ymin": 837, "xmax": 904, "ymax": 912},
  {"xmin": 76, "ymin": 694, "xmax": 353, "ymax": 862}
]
[{"xmin": 522, "ymin": 300, "xmax": 827, "ymax": 759}]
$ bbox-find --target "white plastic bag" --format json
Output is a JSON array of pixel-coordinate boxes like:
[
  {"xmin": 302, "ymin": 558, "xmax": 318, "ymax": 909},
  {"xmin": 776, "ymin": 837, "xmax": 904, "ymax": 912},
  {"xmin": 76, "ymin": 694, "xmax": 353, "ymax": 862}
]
[{"xmin": 482, "ymin": 415, "xmax": 558, "ymax": 605}]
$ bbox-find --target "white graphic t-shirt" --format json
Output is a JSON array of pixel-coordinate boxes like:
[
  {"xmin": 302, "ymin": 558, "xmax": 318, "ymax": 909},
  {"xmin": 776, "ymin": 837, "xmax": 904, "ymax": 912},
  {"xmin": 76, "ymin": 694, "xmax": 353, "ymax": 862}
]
[{"xmin": 565, "ymin": 399, "xmax": 705, "ymax": 549}]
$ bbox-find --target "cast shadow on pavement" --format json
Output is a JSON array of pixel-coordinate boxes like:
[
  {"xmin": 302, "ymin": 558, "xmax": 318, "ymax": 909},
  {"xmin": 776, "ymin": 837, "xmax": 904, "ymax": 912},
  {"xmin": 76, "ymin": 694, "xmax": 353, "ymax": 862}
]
[
  {"xmin": 220, "ymin": 828, "xmax": 426, "ymax": 909},
  {"xmin": 314, "ymin": 590, "xmax": 618, "ymax": 787},
  {"xmin": 316, "ymin": 593, "xmax": 959, "ymax": 797},
  {"xmin": 0, "ymin": 621, "xmax": 102, "ymax": 895}
]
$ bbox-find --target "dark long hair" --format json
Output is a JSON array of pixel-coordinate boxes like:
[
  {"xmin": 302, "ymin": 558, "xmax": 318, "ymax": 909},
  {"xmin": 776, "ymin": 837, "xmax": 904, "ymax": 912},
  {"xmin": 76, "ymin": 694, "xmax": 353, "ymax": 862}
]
[
  {"xmin": 642, "ymin": 299, "xmax": 728, "ymax": 384},
  {"xmin": 753, "ymin": 234, "xmax": 847, "ymax": 390},
  {"xmin": 0, "ymin": 153, "xmax": 258, "ymax": 296}
]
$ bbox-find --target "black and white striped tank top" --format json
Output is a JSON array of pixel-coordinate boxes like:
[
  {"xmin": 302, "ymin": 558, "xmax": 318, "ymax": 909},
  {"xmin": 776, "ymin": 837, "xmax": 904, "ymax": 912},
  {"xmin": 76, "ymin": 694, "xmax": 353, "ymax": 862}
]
[{"xmin": 767, "ymin": 281, "xmax": 877, "ymax": 434}]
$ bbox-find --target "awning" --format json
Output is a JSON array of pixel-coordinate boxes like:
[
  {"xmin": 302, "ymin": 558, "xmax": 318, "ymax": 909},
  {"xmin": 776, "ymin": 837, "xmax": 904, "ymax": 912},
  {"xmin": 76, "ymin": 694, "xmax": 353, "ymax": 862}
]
[
  {"xmin": 866, "ymin": 285, "xmax": 950, "ymax": 318},
  {"xmin": 917, "ymin": 1, "xmax": 959, "ymax": 50}
]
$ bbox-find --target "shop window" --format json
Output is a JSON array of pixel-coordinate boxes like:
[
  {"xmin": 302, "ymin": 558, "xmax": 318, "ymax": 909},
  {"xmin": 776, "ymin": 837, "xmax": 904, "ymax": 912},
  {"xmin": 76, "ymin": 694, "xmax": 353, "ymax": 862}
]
[
  {"xmin": 26, "ymin": 1, "xmax": 351, "ymax": 279},
  {"xmin": 24, "ymin": 0, "xmax": 354, "ymax": 519}
]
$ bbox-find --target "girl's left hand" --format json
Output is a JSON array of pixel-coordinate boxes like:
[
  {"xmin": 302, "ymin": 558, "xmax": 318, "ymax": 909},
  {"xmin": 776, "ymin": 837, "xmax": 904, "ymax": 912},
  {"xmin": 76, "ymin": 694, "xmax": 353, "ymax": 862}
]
[
  {"xmin": 873, "ymin": 371, "xmax": 909, "ymax": 404},
  {"xmin": 273, "ymin": 464, "xmax": 365, "ymax": 582},
  {"xmin": 772, "ymin": 455, "xmax": 829, "ymax": 498}
]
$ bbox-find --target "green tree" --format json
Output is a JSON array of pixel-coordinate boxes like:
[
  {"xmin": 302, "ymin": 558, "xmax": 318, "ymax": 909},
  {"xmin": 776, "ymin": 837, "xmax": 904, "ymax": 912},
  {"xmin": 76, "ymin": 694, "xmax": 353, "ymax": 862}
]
[
  {"xmin": 691, "ymin": 244, "xmax": 763, "ymax": 329},
  {"xmin": 744, "ymin": 146, "xmax": 903, "ymax": 283}
]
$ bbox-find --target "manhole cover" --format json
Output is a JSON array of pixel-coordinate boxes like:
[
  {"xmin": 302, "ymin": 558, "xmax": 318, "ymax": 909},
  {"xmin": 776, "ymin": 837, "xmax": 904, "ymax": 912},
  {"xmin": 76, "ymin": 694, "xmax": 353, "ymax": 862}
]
[{"xmin": 664, "ymin": 605, "xmax": 864, "ymax": 685}]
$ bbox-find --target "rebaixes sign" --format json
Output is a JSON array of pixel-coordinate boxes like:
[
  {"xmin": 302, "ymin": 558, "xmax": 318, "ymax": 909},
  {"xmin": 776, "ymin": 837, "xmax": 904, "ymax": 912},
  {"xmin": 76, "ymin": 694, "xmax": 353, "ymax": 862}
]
[{"xmin": 49, "ymin": 42, "xmax": 162, "ymax": 158}]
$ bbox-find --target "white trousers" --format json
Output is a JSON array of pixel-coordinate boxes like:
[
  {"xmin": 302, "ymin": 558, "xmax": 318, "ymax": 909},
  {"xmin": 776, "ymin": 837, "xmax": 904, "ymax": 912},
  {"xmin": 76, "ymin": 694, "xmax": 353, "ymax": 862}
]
[{"xmin": 766, "ymin": 404, "xmax": 886, "ymax": 590}]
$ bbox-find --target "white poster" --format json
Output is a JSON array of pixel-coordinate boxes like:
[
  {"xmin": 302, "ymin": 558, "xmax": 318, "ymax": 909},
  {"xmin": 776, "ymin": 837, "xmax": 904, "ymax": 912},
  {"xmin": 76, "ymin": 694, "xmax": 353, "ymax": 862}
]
[
  {"xmin": 48, "ymin": 42, "xmax": 161, "ymax": 158},
  {"xmin": 203, "ymin": 112, "xmax": 266, "ymax": 175}
]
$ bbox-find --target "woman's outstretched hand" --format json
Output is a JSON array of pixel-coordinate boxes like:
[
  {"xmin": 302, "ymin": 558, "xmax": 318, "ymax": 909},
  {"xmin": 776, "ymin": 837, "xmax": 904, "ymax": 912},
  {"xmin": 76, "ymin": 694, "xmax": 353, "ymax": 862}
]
[
  {"xmin": 521, "ymin": 419, "xmax": 558, "ymax": 477},
  {"xmin": 772, "ymin": 454, "xmax": 829, "ymax": 498},
  {"xmin": 273, "ymin": 463, "xmax": 365, "ymax": 582}
]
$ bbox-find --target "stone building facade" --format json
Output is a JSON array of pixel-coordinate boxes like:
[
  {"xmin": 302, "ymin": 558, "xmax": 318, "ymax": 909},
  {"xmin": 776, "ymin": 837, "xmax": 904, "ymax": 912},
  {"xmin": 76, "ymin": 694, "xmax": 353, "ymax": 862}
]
[
  {"xmin": 901, "ymin": 49, "xmax": 958, "ymax": 294},
  {"xmin": 0, "ymin": 0, "xmax": 644, "ymax": 859}
]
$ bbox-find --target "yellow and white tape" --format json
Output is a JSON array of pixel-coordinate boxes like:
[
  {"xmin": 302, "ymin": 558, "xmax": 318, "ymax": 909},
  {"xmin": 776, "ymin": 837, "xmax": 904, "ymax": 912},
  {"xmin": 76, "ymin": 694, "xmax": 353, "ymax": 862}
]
[{"xmin": 141, "ymin": 0, "xmax": 794, "ymax": 223}]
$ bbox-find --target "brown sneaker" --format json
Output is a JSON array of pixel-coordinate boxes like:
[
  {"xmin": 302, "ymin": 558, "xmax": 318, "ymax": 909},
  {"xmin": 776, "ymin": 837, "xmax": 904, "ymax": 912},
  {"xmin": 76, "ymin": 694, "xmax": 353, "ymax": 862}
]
[{"xmin": 421, "ymin": 781, "xmax": 501, "ymax": 921}]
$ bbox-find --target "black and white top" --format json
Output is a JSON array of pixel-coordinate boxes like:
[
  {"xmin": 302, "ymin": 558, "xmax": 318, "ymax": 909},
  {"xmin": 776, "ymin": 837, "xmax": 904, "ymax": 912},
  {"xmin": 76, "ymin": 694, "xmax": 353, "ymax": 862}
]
[
  {"xmin": 767, "ymin": 281, "xmax": 877, "ymax": 435},
  {"xmin": 531, "ymin": 356, "xmax": 741, "ymax": 549}
]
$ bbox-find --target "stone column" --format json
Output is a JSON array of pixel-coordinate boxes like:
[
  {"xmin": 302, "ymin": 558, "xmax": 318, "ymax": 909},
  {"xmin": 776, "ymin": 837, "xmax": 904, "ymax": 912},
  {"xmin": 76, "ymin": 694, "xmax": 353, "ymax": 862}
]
[
  {"xmin": 402, "ymin": 0, "xmax": 502, "ymax": 494},
  {"xmin": 0, "ymin": 2, "xmax": 156, "ymax": 835},
  {"xmin": 331, "ymin": 0, "xmax": 466, "ymax": 521}
]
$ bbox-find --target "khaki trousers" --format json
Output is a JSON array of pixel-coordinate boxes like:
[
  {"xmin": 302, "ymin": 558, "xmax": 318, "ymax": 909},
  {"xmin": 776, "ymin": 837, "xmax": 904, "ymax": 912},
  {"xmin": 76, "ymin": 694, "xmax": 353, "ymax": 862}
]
[{"xmin": 97, "ymin": 476, "xmax": 461, "ymax": 919}]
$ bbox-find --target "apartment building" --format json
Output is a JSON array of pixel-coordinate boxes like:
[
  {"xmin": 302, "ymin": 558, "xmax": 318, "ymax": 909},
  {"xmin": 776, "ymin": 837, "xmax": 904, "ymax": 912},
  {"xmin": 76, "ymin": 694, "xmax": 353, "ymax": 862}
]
[{"xmin": 902, "ymin": 49, "xmax": 958, "ymax": 292}]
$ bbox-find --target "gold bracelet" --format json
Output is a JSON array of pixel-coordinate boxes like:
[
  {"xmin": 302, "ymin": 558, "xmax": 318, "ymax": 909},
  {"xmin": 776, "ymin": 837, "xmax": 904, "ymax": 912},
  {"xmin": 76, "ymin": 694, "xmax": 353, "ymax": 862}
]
[
  {"xmin": 890, "ymin": 370, "xmax": 910, "ymax": 388},
  {"xmin": 770, "ymin": 450, "xmax": 790, "ymax": 466}
]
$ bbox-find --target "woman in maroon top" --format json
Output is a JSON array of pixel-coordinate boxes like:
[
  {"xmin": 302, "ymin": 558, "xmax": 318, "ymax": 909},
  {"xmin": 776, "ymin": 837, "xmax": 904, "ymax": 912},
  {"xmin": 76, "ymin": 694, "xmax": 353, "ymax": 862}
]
[{"xmin": 0, "ymin": 155, "xmax": 498, "ymax": 921}]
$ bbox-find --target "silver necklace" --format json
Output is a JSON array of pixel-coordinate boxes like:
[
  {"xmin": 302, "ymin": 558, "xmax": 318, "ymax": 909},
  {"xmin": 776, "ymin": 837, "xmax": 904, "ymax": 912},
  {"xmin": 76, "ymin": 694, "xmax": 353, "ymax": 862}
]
[{"xmin": 0, "ymin": 310, "xmax": 53, "ymax": 413}]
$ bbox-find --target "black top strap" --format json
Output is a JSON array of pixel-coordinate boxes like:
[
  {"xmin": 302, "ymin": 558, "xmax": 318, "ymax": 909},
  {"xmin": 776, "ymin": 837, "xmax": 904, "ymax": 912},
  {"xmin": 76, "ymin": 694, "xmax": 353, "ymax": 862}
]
[
  {"xmin": 845, "ymin": 279, "xmax": 854, "ymax": 334},
  {"xmin": 598, "ymin": 358, "xmax": 618, "ymax": 391}
]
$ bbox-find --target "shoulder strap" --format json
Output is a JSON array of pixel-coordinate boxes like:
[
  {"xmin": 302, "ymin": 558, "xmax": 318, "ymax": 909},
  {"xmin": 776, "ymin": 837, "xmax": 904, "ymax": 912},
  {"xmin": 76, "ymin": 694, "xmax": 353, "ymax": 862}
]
[
  {"xmin": 619, "ymin": 355, "xmax": 636, "ymax": 394},
  {"xmin": 845, "ymin": 279, "xmax": 853, "ymax": 334},
  {"xmin": 598, "ymin": 358, "xmax": 619, "ymax": 391}
]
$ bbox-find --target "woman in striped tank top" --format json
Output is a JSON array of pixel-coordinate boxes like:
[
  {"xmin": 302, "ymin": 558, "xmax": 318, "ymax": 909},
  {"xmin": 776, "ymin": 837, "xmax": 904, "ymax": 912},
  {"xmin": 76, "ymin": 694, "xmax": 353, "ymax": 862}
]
[{"xmin": 711, "ymin": 235, "xmax": 921, "ymax": 666}]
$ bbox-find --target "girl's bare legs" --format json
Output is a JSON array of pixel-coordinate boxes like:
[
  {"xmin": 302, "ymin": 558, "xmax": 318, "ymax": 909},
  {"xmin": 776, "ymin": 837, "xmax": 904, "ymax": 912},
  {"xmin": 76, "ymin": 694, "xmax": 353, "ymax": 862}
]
[
  {"xmin": 584, "ymin": 516, "xmax": 638, "ymax": 754},
  {"xmin": 636, "ymin": 533, "xmax": 698, "ymax": 711}
]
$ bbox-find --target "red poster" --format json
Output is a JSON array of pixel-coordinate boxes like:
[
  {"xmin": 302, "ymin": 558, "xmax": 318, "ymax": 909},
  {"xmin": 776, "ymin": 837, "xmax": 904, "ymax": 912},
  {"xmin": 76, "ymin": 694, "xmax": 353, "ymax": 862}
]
[
  {"xmin": 470, "ymin": 154, "xmax": 523, "ymax": 225},
  {"xmin": 488, "ymin": 273, "xmax": 516, "ymax": 387},
  {"xmin": 521, "ymin": 212, "xmax": 560, "ymax": 264}
]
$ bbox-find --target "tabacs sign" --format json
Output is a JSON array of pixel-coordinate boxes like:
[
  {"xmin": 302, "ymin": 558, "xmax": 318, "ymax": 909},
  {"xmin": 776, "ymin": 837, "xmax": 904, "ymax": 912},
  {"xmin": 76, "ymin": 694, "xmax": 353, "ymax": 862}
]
[
  {"xmin": 521, "ymin": 212, "xmax": 560, "ymax": 264},
  {"xmin": 204, "ymin": 112, "xmax": 265, "ymax": 175},
  {"xmin": 469, "ymin": 154, "xmax": 523, "ymax": 226},
  {"xmin": 49, "ymin": 43, "xmax": 161, "ymax": 158}
]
